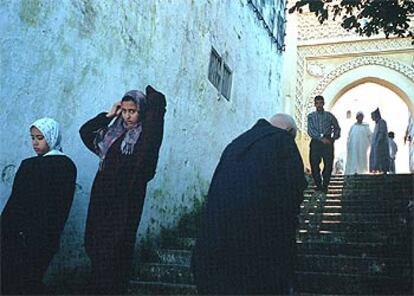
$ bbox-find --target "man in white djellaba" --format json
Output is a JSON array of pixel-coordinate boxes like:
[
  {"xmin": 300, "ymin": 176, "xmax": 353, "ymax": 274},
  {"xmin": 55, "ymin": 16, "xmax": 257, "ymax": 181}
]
[
  {"xmin": 345, "ymin": 111, "xmax": 372, "ymax": 174},
  {"xmin": 404, "ymin": 114, "xmax": 414, "ymax": 173}
]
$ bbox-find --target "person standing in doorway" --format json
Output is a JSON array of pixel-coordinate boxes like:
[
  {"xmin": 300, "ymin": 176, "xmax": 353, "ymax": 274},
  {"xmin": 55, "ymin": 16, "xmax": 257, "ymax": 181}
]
[
  {"xmin": 388, "ymin": 131, "xmax": 398, "ymax": 174},
  {"xmin": 404, "ymin": 115, "xmax": 414, "ymax": 173},
  {"xmin": 369, "ymin": 108, "xmax": 389, "ymax": 174},
  {"xmin": 79, "ymin": 86, "xmax": 166, "ymax": 294},
  {"xmin": 307, "ymin": 95, "xmax": 341, "ymax": 193},
  {"xmin": 345, "ymin": 111, "xmax": 372, "ymax": 175}
]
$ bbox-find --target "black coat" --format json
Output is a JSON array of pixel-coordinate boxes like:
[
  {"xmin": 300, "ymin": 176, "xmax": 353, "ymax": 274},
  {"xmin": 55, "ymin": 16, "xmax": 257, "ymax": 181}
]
[
  {"xmin": 192, "ymin": 119, "xmax": 307, "ymax": 295},
  {"xmin": 79, "ymin": 86, "xmax": 166, "ymax": 263},
  {"xmin": 1, "ymin": 155, "xmax": 76, "ymax": 294}
]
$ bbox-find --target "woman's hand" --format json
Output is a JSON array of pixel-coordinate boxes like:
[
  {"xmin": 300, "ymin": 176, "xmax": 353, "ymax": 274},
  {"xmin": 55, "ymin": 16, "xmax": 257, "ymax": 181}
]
[{"xmin": 106, "ymin": 101, "xmax": 122, "ymax": 118}]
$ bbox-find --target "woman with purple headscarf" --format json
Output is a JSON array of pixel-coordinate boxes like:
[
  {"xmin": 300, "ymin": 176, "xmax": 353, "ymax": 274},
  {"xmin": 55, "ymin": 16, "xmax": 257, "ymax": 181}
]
[{"xmin": 79, "ymin": 85, "xmax": 166, "ymax": 294}]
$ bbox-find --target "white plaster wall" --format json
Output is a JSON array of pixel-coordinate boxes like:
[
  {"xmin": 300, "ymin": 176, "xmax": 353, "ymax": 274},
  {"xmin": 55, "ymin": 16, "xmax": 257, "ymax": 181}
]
[
  {"xmin": 0, "ymin": 0, "xmax": 284, "ymax": 274},
  {"xmin": 282, "ymin": 6, "xmax": 298, "ymax": 114}
]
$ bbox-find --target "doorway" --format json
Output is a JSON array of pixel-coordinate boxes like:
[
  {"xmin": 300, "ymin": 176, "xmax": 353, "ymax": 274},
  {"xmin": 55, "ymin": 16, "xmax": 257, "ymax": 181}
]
[{"xmin": 330, "ymin": 82, "xmax": 410, "ymax": 174}]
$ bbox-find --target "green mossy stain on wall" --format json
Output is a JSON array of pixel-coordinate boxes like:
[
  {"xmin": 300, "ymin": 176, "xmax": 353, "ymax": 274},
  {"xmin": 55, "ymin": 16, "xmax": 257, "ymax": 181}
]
[
  {"xmin": 19, "ymin": 0, "xmax": 43, "ymax": 26},
  {"xmin": 149, "ymin": 2, "xmax": 157, "ymax": 36},
  {"xmin": 78, "ymin": 0, "xmax": 96, "ymax": 37},
  {"xmin": 152, "ymin": 188, "xmax": 166, "ymax": 201},
  {"xmin": 57, "ymin": 81, "xmax": 79, "ymax": 127}
]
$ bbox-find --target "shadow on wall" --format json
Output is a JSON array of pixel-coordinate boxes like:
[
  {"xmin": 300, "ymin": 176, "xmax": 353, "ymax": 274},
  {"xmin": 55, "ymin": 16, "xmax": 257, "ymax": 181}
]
[{"xmin": 0, "ymin": 163, "xmax": 18, "ymax": 212}]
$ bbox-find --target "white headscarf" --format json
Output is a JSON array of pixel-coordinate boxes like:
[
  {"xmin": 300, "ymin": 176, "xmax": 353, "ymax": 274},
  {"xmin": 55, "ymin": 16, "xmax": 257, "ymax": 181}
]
[{"xmin": 30, "ymin": 117, "xmax": 65, "ymax": 156}]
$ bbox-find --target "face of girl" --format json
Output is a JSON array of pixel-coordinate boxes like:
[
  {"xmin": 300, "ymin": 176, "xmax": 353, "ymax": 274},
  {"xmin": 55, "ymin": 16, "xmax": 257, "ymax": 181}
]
[
  {"xmin": 121, "ymin": 100, "xmax": 140, "ymax": 129},
  {"xmin": 31, "ymin": 126, "xmax": 49, "ymax": 156}
]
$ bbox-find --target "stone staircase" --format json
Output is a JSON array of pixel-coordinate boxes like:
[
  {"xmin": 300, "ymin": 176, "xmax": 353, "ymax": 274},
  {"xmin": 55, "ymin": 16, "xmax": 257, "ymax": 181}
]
[
  {"xmin": 296, "ymin": 174, "xmax": 413, "ymax": 295},
  {"xmin": 129, "ymin": 237, "xmax": 197, "ymax": 294},
  {"xmin": 129, "ymin": 174, "xmax": 413, "ymax": 295}
]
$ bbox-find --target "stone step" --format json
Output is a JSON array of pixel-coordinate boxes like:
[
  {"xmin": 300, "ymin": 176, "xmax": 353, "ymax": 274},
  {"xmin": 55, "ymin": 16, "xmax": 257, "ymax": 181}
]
[
  {"xmin": 301, "ymin": 199, "xmax": 410, "ymax": 208},
  {"xmin": 154, "ymin": 249, "xmax": 192, "ymax": 266},
  {"xmin": 304, "ymin": 190, "xmax": 412, "ymax": 201},
  {"xmin": 134, "ymin": 264, "xmax": 412, "ymax": 294},
  {"xmin": 297, "ymin": 229, "xmax": 407, "ymax": 244},
  {"xmin": 343, "ymin": 180, "xmax": 413, "ymax": 186},
  {"xmin": 295, "ymin": 271, "xmax": 413, "ymax": 295},
  {"xmin": 160, "ymin": 237, "xmax": 195, "ymax": 250},
  {"xmin": 297, "ymin": 254, "xmax": 411, "ymax": 277},
  {"xmin": 303, "ymin": 193, "xmax": 344, "ymax": 199},
  {"xmin": 299, "ymin": 220, "xmax": 410, "ymax": 233},
  {"xmin": 342, "ymin": 190, "xmax": 413, "ymax": 198},
  {"xmin": 344, "ymin": 181, "xmax": 413, "ymax": 185},
  {"xmin": 299, "ymin": 212, "xmax": 410, "ymax": 224},
  {"xmin": 304, "ymin": 183, "xmax": 344, "ymax": 190},
  {"xmin": 311, "ymin": 190, "xmax": 344, "ymax": 195},
  {"xmin": 135, "ymin": 258, "xmax": 411, "ymax": 294},
  {"xmin": 342, "ymin": 187, "xmax": 413, "ymax": 194},
  {"xmin": 145, "ymin": 244, "xmax": 412, "ymax": 270},
  {"xmin": 300, "ymin": 205, "xmax": 410, "ymax": 214},
  {"xmin": 343, "ymin": 173, "xmax": 413, "ymax": 179},
  {"xmin": 297, "ymin": 241, "xmax": 412, "ymax": 257},
  {"xmin": 128, "ymin": 280, "xmax": 196, "ymax": 295},
  {"xmin": 137, "ymin": 263, "xmax": 193, "ymax": 284},
  {"xmin": 344, "ymin": 180, "xmax": 414, "ymax": 186}
]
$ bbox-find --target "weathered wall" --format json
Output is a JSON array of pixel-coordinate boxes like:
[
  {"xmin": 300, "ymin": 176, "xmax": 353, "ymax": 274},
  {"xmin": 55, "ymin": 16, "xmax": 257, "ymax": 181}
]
[{"xmin": 0, "ymin": 0, "xmax": 285, "ymax": 282}]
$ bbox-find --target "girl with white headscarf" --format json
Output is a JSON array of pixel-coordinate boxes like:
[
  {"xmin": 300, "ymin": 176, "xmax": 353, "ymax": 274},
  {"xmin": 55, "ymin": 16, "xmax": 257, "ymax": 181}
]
[
  {"xmin": 1, "ymin": 117, "xmax": 77, "ymax": 294},
  {"xmin": 30, "ymin": 117, "xmax": 65, "ymax": 156}
]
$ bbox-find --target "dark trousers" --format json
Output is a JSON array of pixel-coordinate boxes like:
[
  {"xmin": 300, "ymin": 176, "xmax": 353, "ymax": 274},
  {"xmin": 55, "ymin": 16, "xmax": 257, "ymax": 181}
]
[{"xmin": 310, "ymin": 139, "xmax": 334, "ymax": 188}]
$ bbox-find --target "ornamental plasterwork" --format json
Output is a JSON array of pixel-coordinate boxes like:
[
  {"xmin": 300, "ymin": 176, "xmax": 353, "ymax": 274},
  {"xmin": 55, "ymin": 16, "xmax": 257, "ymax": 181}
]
[
  {"xmin": 307, "ymin": 56, "xmax": 414, "ymax": 115},
  {"xmin": 294, "ymin": 37, "xmax": 414, "ymax": 132},
  {"xmin": 298, "ymin": 13, "xmax": 359, "ymax": 42},
  {"xmin": 299, "ymin": 38, "xmax": 413, "ymax": 58},
  {"xmin": 297, "ymin": 12, "xmax": 414, "ymax": 44},
  {"xmin": 306, "ymin": 62, "xmax": 326, "ymax": 77}
]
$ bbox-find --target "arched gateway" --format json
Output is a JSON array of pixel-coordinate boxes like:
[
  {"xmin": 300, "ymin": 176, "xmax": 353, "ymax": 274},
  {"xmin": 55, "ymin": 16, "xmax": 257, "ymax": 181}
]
[{"xmin": 283, "ymin": 11, "xmax": 414, "ymax": 168}]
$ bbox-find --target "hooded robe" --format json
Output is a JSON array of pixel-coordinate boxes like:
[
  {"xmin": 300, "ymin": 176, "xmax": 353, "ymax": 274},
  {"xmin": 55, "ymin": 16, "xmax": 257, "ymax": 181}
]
[
  {"xmin": 191, "ymin": 119, "xmax": 307, "ymax": 295},
  {"xmin": 369, "ymin": 109, "xmax": 389, "ymax": 172}
]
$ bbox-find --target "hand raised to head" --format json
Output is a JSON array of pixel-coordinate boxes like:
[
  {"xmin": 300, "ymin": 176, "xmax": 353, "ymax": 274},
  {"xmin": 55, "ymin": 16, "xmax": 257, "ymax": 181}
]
[{"xmin": 106, "ymin": 101, "xmax": 122, "ymax": 118}]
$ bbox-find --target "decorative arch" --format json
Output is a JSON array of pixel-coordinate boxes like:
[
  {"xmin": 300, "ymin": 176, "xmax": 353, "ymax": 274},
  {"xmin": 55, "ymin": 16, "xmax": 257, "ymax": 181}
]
[
  {"xmin": 307, "ymin": 56, "xmax": 414, "ymax": 115},
  {"xmin": 328, "ymin": 77, "xmax": 413, "ymax": 111}
]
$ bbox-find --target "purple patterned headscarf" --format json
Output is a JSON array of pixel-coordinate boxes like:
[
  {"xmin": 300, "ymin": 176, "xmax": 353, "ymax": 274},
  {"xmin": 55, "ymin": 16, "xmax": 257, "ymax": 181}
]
[{"xmin": 94, "ymin": 90, "xmax": 146, "ymax": 169}]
